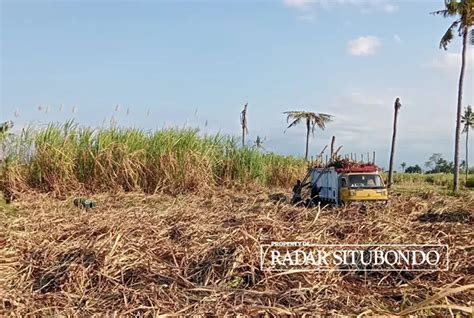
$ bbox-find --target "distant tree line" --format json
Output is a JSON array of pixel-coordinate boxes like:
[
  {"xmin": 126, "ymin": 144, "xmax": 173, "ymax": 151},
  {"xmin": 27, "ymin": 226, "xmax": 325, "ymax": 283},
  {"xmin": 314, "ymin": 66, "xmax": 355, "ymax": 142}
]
[
  {"xmin": 404, "ymin": 165, "xmax": 422, "ymax": 174},
  {"xmin": 401, "ymin": 153, "xmax": 473, "ymax": 174}
]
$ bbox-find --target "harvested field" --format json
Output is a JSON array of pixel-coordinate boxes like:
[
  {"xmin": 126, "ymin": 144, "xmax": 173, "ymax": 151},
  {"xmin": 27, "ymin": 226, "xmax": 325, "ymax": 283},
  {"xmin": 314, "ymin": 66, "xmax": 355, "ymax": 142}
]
[{"xmin": 1, "ymin": 189, "xmax": 473, "ymax": 316}]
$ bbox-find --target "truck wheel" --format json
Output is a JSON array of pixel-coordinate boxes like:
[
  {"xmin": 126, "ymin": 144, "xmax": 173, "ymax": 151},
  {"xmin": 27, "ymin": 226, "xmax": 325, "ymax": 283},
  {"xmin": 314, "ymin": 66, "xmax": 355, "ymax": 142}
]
[{"xmin": 311, "ymin": 187, "xmax": 320, "ymax": 203}]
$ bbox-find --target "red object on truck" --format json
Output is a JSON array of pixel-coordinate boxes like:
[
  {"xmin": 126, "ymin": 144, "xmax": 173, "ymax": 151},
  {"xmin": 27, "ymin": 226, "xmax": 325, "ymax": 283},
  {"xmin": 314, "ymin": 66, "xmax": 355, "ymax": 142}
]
[{"xmin": 335, "ymin": 164, "xmax": 378, "ymax": 173}]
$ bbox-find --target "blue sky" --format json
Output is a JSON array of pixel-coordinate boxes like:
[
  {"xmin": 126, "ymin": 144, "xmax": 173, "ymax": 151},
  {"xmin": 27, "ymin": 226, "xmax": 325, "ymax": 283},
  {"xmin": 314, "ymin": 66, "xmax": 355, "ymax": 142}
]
[{"xmin": 1, "ymin": 0, "xmax": 473, "ymax": 169}]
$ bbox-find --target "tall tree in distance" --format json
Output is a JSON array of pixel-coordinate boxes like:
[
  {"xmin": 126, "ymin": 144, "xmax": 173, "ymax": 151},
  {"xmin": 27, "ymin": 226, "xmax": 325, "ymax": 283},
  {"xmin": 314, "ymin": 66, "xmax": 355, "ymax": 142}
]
[
  {"xmin": 432, "ymin": 0, "xmax": 474, "ymax": 192},
  {"xmin": 240, "ymin": 103, "xmax": 248, "ymax": 147},
  {"xmin": 401, "ymin": 162, "xmax": 407, "ymax": 173},
  {"xmin": 284, "ymin": 111, "xmax": 332, "ymax": 160},
  {"xmin": 388, "ymin": 97, "xmax": 402, "ymax": 188},
  {"xmin": 253, "ymin": 136, "xmax": 266, "ymax": 152},
  {"xmin": 462, "ymin": 105, "xmax": 474, "ymax": 180}
]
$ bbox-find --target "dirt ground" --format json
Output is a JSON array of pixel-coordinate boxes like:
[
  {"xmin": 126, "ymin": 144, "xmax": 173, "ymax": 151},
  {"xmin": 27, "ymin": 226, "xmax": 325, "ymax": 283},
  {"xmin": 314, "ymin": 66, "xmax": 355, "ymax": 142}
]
[{"xmin": 0, "ymin": 188, "xmax": 473, "ymax": 316}]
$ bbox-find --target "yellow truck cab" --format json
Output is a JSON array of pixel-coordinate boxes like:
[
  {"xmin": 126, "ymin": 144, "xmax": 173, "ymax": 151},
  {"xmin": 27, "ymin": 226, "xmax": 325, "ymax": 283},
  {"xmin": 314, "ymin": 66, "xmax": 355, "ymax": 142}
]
[
  {"xmin": 310, "ymin": 165, "xmax": 388, "ymax": 205},
  {"xmin": 338, "ymin": 172, "xmax": 388, "ymax": 203}
]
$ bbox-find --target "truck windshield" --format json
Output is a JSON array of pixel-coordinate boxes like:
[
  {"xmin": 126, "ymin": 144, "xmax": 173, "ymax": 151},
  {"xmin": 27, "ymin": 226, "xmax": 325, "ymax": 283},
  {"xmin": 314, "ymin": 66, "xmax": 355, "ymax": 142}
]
[{"xmin": 348, "ymin": 174, "xmax": 383, "ymax": 189}]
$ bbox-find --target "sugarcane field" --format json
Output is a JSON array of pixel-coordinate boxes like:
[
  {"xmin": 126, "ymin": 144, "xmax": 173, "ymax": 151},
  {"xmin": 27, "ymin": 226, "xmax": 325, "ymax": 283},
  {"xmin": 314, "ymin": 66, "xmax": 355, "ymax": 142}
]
[{"xmin": 1, "ymin": 1, "xmax": 474, "ymax": 316}]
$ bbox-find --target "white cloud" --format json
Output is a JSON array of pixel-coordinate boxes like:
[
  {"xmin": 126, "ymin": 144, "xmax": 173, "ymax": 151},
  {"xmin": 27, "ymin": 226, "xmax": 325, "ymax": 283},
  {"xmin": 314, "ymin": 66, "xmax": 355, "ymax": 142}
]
[
  {"xmin": 297, "ymin": 14, "xmax": 316, "ymax": 22},
  {"xmin": 381, "ymin": 2, "xmax": 398, "ymax": 13},
  {"xmin": 283, "ymin": 0, "xmax": 314, "ymax": 9},
  {"xmin": 346, "ymin": 92, "xmax": 385, "ymax": 106},
  {"xmin": 427, "ymin": 53, "xmax": 466, "ymax": 71},
  {"xmin": 347, "ymin": 36, "xmax": 381, "ymax": 56},
  {"xmin": 283, "ymin": 0, "xmax": 398, "ymax": 13},
  {"xmin": 393, "ymin": 34, "xmax": 401, "ymax": 43}
]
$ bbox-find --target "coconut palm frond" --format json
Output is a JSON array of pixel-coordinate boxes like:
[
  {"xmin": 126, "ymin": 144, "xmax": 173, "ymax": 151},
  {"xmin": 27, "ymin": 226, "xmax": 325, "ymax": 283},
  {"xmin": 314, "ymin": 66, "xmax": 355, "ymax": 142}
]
[
  {"xmin": 431, "ymin": 0, "xmax": 460, "ymax": 17},
  {"xmin": 431, "ymin": 9, "xmax": 451, "ymax": 17},
  {"xmin": 284, "ymin": 111, "xmax": 332, "ymax": 132},
  {"xmin": 318, "ymin": 113, "xmax": 332, "ymax": 120},
  {"xmin": 445, "ymin": 0, "xmax": 461, "ymax": 14},
  {"xmin": 285, "ymin": 117, "xmax": 302, "ymax": 132},
  {"xmin": 433, "ymin": 0, "xmax": 473, "ymax": 49},
  {"xmin": 283, "ymin": 111, "xmax": 305, "ymax": 123},
  {"xmin": 440, "ymin": 20, "xmax": 460, "ymax": 49},
  {"xmin": 313, "ymin": 113, "xmax": 332, "ymax": 130},
  {"xmin": 305, "ymin": 113, "xmax": 331, "ymax": 134}
]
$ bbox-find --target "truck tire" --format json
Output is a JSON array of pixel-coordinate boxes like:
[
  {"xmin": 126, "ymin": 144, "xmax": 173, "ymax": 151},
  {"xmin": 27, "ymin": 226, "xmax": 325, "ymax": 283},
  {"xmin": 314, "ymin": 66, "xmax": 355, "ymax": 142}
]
[{"xmin": 311, "ymin": 186, "xmax": 321, "ymax": 204}]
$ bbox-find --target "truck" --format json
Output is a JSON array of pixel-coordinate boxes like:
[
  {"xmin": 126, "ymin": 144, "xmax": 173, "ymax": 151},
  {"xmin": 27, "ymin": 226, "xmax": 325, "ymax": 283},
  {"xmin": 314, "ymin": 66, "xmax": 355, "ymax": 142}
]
[{"xmin": 309, "ymin": 164, "xmax": 388, "ymax": 205}]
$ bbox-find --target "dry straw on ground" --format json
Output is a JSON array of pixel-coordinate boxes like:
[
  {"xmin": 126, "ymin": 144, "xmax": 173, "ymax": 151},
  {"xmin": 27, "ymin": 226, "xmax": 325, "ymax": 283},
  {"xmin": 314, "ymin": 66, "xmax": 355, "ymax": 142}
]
[{"xmin": 0, "ymin": 188, "xmax": 473, "ymax": 316}]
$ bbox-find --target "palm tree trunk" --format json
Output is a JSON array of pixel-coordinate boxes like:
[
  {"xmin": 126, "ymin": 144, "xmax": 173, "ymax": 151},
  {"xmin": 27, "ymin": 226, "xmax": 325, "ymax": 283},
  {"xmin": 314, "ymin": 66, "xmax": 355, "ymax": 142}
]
[
  {"xmin": 388, "ymin": 104, "xmax": 399, "ymax": 188},
  {"xmin": 453, "ymin": 30, "xmax": 468, "ymax": 192},
  {"xmin": 466, "ymin": 128, "xmax": 469, "ymax": 182},
  {"xmin": 242, "ymin": 127, "xmax": 245, "ymax": 147},
  {"xmin": 330, "ymin": 136, "xmax": 335, "ymax": 159},
  {"xmin": 305, "ymin": 118, "xmax": 310, "ymax": 160}
]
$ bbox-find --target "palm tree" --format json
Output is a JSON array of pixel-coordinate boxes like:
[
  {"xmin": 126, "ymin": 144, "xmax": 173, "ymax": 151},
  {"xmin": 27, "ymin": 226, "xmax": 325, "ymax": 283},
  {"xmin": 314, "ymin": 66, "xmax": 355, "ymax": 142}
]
[
  {"xmin": 388, "ymin": 98, "xmax": 402, "ymax": 188},
  {"xmin": 432, "ymin": 0, "xmax": 474, "ymax": 192},
  {"xmin": 283, "ymin": 111, "xmax": 332, "ymax": 160},
  {"xmin": 240, "ymin": 103, "xmax": 248, "ymax": 147},
  {"xmin": 253, "ymin": 136, "xmax": 266, "ymax": 151},
  {"xmin": 401, "ymin": 162, "xmax": 407, "ymax": 173},
  {"xmin": 462, "ymin": 105, "xmax": 474, "ymax": 180}
]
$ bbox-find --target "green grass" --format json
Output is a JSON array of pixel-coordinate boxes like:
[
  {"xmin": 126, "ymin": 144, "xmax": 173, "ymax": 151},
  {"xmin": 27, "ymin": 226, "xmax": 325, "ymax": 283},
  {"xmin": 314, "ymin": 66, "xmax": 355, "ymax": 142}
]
[
  {"xmin": 385, "ymin": 172, "xmax": 474, "ymax": 196},
  {"xmin": 383, "ymin": 172, "xmax": 473, "ymax": 189},
  {"xmin": 1, "ymin": 121, "xmax": 306, "ymax": 194},
  {"xmin": 465, "ymin": 177, "xmax": 474, "ymax": 188},
  {"xmin": 390, "ymin": 172, "xmax": 453, "ymax": 186},
  {"xmin": 2, "ymin": 121, "xmax": 472, "ymax": 196}
]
